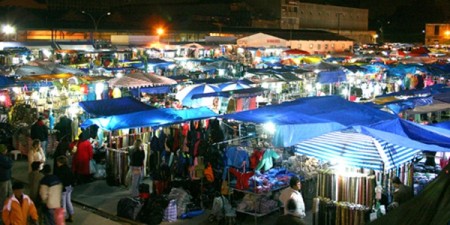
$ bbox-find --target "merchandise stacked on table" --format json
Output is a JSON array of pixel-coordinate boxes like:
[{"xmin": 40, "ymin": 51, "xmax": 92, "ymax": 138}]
[
  {"xmin": 412, "ymin": 162, "xmax": 439, "ymax": 195},
  {"xmin": 225, "ymin": 145, "xmax": 295, "ymax": 193},
  {"xmin": 284, "ymin": 155, "xmax": 331, "ymax": 180},
  {"xmin": 246, "ymin": 168, "xmax": 296, "ymax": 193}
]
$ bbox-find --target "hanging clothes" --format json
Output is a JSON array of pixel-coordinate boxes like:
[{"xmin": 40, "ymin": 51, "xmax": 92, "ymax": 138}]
[
  {"xmin": 222, "ymin": 146, "xmax": 250, "ymax": 179},
  {"xmin": 229, "ymin": 168, "xmax": 254, "ymax": 190},
  {"xmin": 255, "ymin": 148, "xmax": 280, "ymax": 172},
  {"xmin": 249, "ymin": 148, "xmax": 264, "ymax": 170}
]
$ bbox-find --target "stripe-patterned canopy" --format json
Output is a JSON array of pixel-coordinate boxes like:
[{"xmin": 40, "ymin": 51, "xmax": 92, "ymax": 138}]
[{"xmin": 294, "ymin": 130, "xmax": 421, "ymax": 171}]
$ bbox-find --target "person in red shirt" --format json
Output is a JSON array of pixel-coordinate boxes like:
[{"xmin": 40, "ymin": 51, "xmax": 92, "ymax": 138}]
[{"xmin": 72, "ymin": 131, "xmax": 93, "ymax": 184}]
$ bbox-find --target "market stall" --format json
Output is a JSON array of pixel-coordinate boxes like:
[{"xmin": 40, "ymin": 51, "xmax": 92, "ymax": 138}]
[{"xmin": 80, "ymin": 106, "xmax": 218, "ymax": 186}]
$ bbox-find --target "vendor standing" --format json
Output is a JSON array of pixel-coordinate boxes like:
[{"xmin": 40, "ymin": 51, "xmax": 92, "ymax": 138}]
[
  {"xmin": 279, "ymin": 176, "xmax": 306, "ymax": 219},
  {"xmin": 388, "ymin": 176, "xmax": 413, "ymax": 210}
]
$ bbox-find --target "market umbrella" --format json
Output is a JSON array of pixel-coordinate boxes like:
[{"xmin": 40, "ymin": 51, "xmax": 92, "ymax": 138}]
[
  {"xmin": 302, "ymin": 61, "xmax": 342, "ymax": 71},
  {"xmin": 175, "ymin": 83, "xmax": 220, "ymax": 107},
  {"xmin": 218, "ymin": 82, "xmax": 250, "ymax": 91},
  {"xmin": 52, "ymin": 64, "xmax": 86, "ymax": 76},
  {"xmin": 293, "ymin": 128, "xmax": 422, "ymax": 171},
  {"xmin": 27, "ymin": 60, "xmax": 57, "ymax": 71},
  {"xmin": 15, "ymin": 65, "xmax": 53, "ymax": 76},
  {"xmin": 108, "ymin": 72, "xmax": 177, "ymax": 88}
]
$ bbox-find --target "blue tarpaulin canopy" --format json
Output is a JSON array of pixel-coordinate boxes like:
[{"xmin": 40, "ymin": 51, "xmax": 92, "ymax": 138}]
[
  {"xmin": 81, "ymin": 107, "xmax": 218, "ymax": 131},
  {"xmin": 368, "ymin": 118, "xmax": 450, "ymax": 150},
  {"xmin": 223, "ymin": 96, "xmax": 397, "ymax": 146},
  {"xmin": 317, "ymin": 70, "xmax": 346, "ymax": 83},
  {"xmin": 129, "ymin": 86, "xmax": 172, "ymax": 97},
  {"xmin": 431, "ymin": 121, "xmax": 450, "ymax": 130},
  {"xmin": 78, "ymin": 97, "xmax": 155, "ymax": 117},
  {"xmin": 0, "ymin": 76, "xmax": 16, "ymax": 88},
  {"xmin": 384, "ymin": 96, "xmax": 434, "ymax": 114},
  {"xmin": 191, "ymin": 87, "xmax": 265, "ymax": 99}
]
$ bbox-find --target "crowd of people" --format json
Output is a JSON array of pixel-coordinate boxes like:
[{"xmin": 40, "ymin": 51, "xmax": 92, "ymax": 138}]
[{"xmin": 0, "ymin": 113, "xmax": 97, "ymax": 225}]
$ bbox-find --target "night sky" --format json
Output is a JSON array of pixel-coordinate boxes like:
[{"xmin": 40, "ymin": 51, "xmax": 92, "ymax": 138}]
[{"xmin": 2, "ymin": 0, "xmax": 449, "ymax": 42}]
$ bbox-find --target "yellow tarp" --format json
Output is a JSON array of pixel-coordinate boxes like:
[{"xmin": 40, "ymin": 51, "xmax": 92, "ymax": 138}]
[
  {"xmin": 373, "ymin": 96, "xmax": 399, "ymax": 105},
  {"xmin": 19, "ymin": 73, "xmax": 74, "ymax": 81}
]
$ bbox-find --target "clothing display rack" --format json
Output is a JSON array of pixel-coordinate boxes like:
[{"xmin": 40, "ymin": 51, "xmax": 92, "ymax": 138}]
[
  {"xmin": 224, "ymin": 145, "xmax": 288, "ymax": 225},
  {"xmin": 312, "ymin": 197, "xmax": 370, "ymax": 225},
  {"xmin": 313, "ymin": 170, "xmax": 375, "ymax": 225},
  {"xmin": 105, "ymin": 127, "xmax": 153, "ymax": 185},
  {"xmin": 317, "ymin": 171, "xmax": 375, "ymax": 207}
]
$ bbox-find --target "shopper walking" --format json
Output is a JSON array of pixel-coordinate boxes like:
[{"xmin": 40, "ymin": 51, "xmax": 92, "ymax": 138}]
[
  {"xmin": 72, "ymin": 132, "xmax": 93, "ymax": 184},
  {"xmin": 39, "ymin": 164, "xmax": 62, "ymax": 225},
  {"xmin": 0, "ymin": 144, "xmax": 12, "ymax": 215},
  {"xmin": 2, "ymin": 181, "xmax": 39, "ymax": 225},
  {"xmin": 54, "ymin": 156, "xmax": 75, "ymax": 223},
  {"xmin": 28, "ymin": 139, "xmax": 46, "ymax": 173},
  {"xmin": 28, "ymin": 161, "xmax": 44, "ymax": 225},
  {"xmin": 129, "ymin": 139, "xmax": 145, "ymax": 197},
  {"xmin": 30, "ymin": 117, "xmax": 49, "ymax": 157}
]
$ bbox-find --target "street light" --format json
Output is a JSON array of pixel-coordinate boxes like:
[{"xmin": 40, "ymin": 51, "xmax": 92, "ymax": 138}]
[
  {"xmin": 81, "ymin": 11, "xmax": 111, "ymax": 41},
  {"xmin": 2, "ymin": 24, "xmax": 16, "ymax": 41},
  {"xmin": 157, "ymin": 27, "xmax": 168, "ymax": 46},
  {"xmin": 156, "ymin": 28, "xmax": 164, "ymax": 36}
]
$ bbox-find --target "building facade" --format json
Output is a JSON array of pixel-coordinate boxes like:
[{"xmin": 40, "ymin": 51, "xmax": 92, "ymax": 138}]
[
  {"xmin": 424, "ymin": 23, "xmax": 450, "ymax": 46},
  {"xmin": 246, "ymin": 0, "xmax": 373, "ymax": 44}
]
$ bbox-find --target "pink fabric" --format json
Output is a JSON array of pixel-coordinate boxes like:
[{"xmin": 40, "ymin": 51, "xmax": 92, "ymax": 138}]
[
  {"xmin": 440, "ymin": 156, "xmax": 449, "ymax": 169},
  {"xmin": 54, "ymin": 207, "xmax": 66, "ymax": 225},
  {"xmin": 249, "ymin": 97, "xmax": 257, "ymax": 110},
  {"xmin": 236, "ymin": 98, "xmax": 243, "ymax": 112}
]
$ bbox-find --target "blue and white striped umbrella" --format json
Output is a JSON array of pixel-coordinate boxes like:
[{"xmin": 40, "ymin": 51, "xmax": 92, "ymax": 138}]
[
  {"xmin": 176, "ymin": 84, "xmax": 220, "ymax": 107},
  {"xmin": 294, "ymin": 129, "xmax": 421, "ymax": 171},
  {"xmin": 218, "ymin": 82, "xmax": 251, "ymax": 91}
]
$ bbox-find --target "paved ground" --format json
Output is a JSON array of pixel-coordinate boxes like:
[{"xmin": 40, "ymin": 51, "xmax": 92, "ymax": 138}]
[{"xmin": 11, "ymin": 156, "xmax": 313, "ymax": 225}]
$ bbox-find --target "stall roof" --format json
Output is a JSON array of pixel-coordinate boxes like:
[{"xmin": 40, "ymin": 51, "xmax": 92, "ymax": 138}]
[
  {"xmin": 222, "ymin": 95, "xmax": 398, "ymax": 147},
  {"xmin": 223, "ymin": 95, "xmax": 396, "ymax": 126},
  {"xmin": 81, "ymin": 107, "xmax": 218, "ymax": 131},
  {"xmin": 368, "ymin": 118, "xmax": 450, "ymax": 150},
  {"xmin": 78, "ymin": 97, "xmax": 156, "ymax": 117},
  {"xmin": 191, "ymin": 87, "xmax": 266, "ymax": 99},
  {"xmin": 293, "ymin": 128, "xmax": 423, "ymax": 171}
]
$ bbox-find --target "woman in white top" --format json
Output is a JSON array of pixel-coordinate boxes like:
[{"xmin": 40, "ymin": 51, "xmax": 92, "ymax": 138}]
[{"xmin": 28, "ymin": 139, "xmax": 46, "ymax": 172}]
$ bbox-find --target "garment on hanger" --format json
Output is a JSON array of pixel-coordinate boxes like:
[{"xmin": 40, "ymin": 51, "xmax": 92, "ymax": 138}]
[
  {"xmin": 222, "ymin": 146, "xmax": 250, "ymax": 179},
  {"xmin": 250, "ymin": 148, "xmax": 264, "ymax": 169},
  {"xmin": 255, "ymin": 148, "xmax": 280, "ymax": 172},
  {"xmin": 229, "ymin": 167, "xmax": 254, "ymax": 190}
]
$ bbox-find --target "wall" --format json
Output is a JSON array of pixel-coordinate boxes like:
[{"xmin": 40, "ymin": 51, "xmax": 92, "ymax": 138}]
[
  {"xmin": 289, "ymin": 40, "xmax": 354, "ymax": 53},
  {"xmin": 424, "ymin": 23, "xmax": 450, "ymax": 45},
  {"xmin": 297, "ymin": 3, "xmax": 368, "ymax": 31}
]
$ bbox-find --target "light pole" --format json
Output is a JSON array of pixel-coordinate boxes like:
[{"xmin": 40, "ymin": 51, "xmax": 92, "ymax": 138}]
[
  {"xmin": 81, "ymin": 11, "xmax": 111, "ymax": 42},
  {"xmin": 2, "ymin": 24, "xmax": 16, "ymax": 41},
  {"xmin": 336, "ymin": 12, "xmax": 343, "ymax": 35}
]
